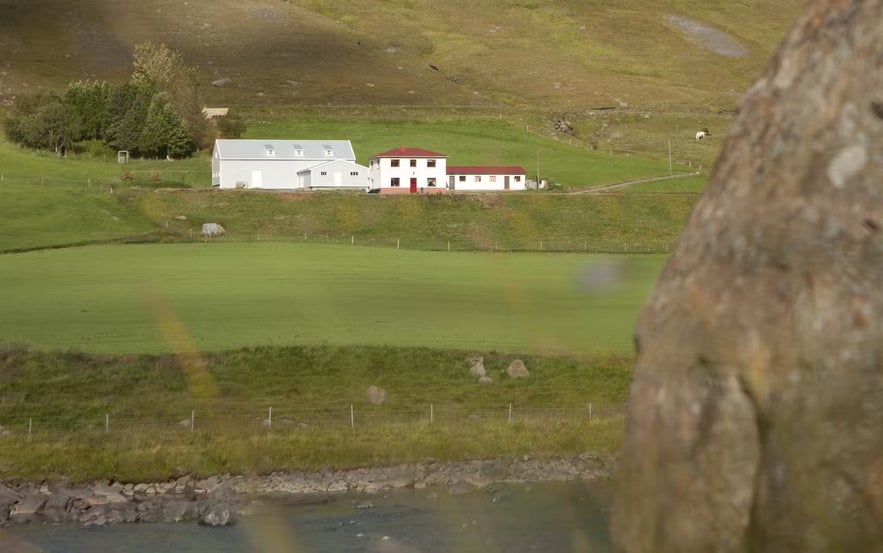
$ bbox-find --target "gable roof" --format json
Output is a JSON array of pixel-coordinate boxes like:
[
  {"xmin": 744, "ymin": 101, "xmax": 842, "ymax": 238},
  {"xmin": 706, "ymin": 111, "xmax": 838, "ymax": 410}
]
[
  {"xmin": 296, "ymin": 159, "xmax": 368, "ymax": 175},
  {"xmin": 370, "ymin": 146, "xmax": 447, "ymax": 159},
  {"xmin": 214, "ymin": 140, "xmax": 356, "ymax": 161},
  {"xmin": 447, "ymin": 166, "xmax": 527, "ymax": 175}
]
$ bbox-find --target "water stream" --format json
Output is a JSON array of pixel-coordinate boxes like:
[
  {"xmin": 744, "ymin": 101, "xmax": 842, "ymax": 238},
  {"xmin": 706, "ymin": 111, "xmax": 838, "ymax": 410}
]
[{"xmin": 8, "ymin": 480, "xmax": 611, "ymax": 553}]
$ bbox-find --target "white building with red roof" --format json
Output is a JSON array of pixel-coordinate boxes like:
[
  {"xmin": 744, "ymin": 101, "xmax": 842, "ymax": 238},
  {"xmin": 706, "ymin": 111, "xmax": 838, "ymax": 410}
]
[
  {"xmin": 446, "ymin": 166, "xmax": 527, "ymax": 191},
  {"xmin": 368, "ymin": 146, "xmax": 448, "ymax": 194}
]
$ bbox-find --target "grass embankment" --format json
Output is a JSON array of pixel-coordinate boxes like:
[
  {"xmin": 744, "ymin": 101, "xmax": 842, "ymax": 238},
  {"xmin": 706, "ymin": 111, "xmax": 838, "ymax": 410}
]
[
  {"xmin": 0, "ymin": 243, "xmax": 664, "ymax": 354},
  {"xmin": 0, "ymin": 345, "xmax": 630, "ymax": 481}
]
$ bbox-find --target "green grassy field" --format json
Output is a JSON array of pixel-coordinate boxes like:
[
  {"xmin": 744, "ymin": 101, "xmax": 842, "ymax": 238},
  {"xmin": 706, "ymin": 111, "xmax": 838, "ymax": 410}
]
[
  {"xmin": 245, "ymin": 115, "xmax": 673, "ymax": 187},
  {"xmin": 0, "ymin": 243, "xmax": 663, "ymax": 355}
]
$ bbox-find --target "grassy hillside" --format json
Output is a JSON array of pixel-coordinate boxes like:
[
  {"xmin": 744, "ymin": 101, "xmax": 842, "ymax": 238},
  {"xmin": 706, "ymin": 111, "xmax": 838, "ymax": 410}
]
[
  {"xmin": 0, "ymin": 0, "xmax": 804, "ymax": 110},
  {"xmin": 0, "ymin": 243, "xmax": 665, "ymax": 354}
]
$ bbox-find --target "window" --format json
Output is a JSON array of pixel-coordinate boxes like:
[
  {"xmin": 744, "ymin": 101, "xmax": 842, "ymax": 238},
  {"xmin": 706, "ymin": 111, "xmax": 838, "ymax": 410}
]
[
  {"xmin": 459, "ymin": 176, "xmax": 466, "ymax": 182},
  {"xmin": 350, "ymin": 171, "xmax": 359, "ymax": 176},
  {"xmin": 391, "ymin": 159, "xmax": 400, "ymax": 167},
  {"xmin": 490, "ymin": 176, "xmax": 497, "ymax": 182},
  {"xmin": 410, "ymin": 159, "xmax": 417, "ymax": 167},
  {"xmin": 427, "ymin": 177, "xmax": 437, "ymax": 187},
  {"xmin": 320, "ymin": 171, "xmax": 327, "ymax": 176},
  {"xmin": 427, "ymin": 159, "xmax": 436, "ymax": 168},
  {"xmin": 391, "ymin": 178, "xmax": 400, "ymax": 187},
  {"xmin": 515, "ymin": 176, "xmax": 522, "ymax": 182},
  {"xmin": 475, "ymin": 176, "xmax": 482, "ymax": 182}
]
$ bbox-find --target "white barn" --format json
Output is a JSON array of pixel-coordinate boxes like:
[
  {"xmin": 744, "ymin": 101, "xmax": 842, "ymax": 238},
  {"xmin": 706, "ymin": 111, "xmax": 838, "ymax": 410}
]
[
  {"xmin": 446, "ymin": 166, "xmax": 527, "ymax": 191},
  {"xmin": 211, "ymin": 139, "xmax": 368, "ymax": 190},
  {"xmin": 367, "ymin": 146, "xmax": 448, "ymax": 194}
]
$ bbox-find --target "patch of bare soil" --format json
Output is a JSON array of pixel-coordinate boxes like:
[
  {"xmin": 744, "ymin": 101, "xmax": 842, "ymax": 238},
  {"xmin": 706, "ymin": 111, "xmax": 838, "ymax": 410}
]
[{"xmin": 666, "ymin": 15, "xmax": 748, "ymax": 58}]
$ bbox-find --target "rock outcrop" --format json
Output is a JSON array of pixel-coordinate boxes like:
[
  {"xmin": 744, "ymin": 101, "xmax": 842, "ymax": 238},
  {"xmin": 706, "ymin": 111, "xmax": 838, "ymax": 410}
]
[
  {"xmin": 507, "ymin": 359, "xmax": 529, "ymax": 379},
  {"xmin": 613, "ymin": 2, "xmax": 883, "ymax": 553},
  {"xmin": 467, "ymin": 356, "xmax": 487, "ymax": 378},
  {"xmin": 366, "ymin": 386, "xmax": 387, "ymax": 405},
  {"xmin": 0, "ymin": 455, "xmax": 615, "ymax": 528}
]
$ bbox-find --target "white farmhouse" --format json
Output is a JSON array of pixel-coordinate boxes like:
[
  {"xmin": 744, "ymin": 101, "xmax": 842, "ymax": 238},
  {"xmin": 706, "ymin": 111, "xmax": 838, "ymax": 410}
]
[
  {"xmin": 446, "ymin": 166, "xmax": 528, "ymax": 191},
  {"xmin": 368, "ymin": 146, "xmax": 448, "ymax": 194},
  {"xmin": 212, "ymin": 139, "xmax": 368, "ymax": 190}
]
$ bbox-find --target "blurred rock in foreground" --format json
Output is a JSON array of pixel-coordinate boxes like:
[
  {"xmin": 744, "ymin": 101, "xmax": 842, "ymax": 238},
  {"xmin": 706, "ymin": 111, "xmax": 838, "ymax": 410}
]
[{"xmin": 612, "ymin": 1, "xmax": 883, "ymax": 552}]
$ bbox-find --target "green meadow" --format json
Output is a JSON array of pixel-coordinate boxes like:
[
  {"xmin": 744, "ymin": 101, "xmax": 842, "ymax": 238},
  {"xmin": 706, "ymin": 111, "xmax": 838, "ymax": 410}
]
[{"xmin": 0, "ymin": 243, "xmax": 664, "ymax": 355}]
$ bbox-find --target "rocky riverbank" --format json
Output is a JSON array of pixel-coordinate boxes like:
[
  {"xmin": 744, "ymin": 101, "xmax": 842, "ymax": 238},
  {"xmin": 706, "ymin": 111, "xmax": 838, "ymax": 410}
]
[{"xmin": 0, "ymin": 453, "xmax": 615, "ymax": 527}]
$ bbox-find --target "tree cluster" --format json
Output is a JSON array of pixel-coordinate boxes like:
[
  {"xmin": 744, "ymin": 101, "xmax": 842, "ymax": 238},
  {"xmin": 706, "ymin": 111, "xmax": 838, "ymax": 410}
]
[{"xmin": 3, "ymin": 43, "xmax": 239, "ymax": 159}]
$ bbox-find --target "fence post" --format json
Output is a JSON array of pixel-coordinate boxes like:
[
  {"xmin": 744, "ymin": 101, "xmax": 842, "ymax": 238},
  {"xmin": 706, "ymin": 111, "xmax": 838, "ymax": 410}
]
[
  {"xmin": 430, "ymin": 403, "xmax": 434, "ymax": 424},
  {"xmin": 508, "ymin": 403, "xmax": 513, "ymax": 423},
  {"xmin": 28, "ymin": 418, "xmax": 32, "ymax": 442},
  {"xmin": 351, "ymin": 235, "xmax": 354, "ymax": 245},
  {"xmin": 539, "ymin": 241, "xmax": 543, "ymax": 251},
  {"xmin": 588, "ymin": 402, "xmax": 593, "ymax": 423},
  {"xmin": 191, "ymin": 410, "xmax": 195, "ymax": 433},
  {"xmin": 105, "ymin": 413, "xmax": 109, "ymax": 434},
  {"xmin": 396, "ymin": 238, "xmax": 400, "ymax": 250},
  {"xmin": 447, "ymin": 241, "xmax": 450, "ymax": 252},
  {"xmin": 268, "ymin": 407, "xmax": 273, "ymax": 430},
  {"xmin": 350, "ymin": 404, "xmax": 355, "ymax": 428}
]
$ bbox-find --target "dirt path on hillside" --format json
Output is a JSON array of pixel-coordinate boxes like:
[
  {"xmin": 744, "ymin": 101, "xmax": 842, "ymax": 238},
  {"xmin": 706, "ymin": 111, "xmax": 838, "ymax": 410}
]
[{"xmin": 570, "ymin": 172, "xmax": 700, "ymax": 194}]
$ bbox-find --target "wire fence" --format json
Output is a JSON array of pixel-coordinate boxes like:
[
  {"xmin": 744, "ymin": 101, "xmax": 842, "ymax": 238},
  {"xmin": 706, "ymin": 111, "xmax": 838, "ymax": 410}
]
[
  {"xmin": 0, "ymin": 403, "xmax": 626, "ymax": 440},
  {"xmin": 214, "ymin": 232, "xmax": 676, "ymax": 254}
]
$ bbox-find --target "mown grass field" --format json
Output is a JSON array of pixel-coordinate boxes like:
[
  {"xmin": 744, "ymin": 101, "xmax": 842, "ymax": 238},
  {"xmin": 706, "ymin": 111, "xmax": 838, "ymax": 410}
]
[{"xmin": 0, "ymin": 243, "xmax": 663, "ymax": 355}]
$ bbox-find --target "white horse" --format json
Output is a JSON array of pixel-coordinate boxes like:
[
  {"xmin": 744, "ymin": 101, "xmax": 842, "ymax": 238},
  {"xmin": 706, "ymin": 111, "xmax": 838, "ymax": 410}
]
[{"xmin": 695, "ymin": 128, "xmax": 711, "ymax": 140}]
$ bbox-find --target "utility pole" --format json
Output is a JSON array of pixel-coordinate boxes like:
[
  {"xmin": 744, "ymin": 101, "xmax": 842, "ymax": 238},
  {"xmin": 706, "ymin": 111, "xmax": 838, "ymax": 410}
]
[{"xmin": 536, "ymin": 150, "xmax": 541, "ymax": 189}]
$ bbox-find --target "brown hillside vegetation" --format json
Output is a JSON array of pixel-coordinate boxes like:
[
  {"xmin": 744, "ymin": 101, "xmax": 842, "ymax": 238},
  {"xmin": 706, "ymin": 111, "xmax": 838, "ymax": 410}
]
[{"xmin": 0, "ymin": 0, "xmax": 803, "ymax": 109}]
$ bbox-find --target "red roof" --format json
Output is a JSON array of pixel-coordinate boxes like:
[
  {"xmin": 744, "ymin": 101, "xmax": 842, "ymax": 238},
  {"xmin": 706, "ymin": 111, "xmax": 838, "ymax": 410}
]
[
  {"xmin": 370, "ymin": 146, "xmax": 447, "ymax": 158},
  {"xmin": 446, "ymin": 166, "xmax": 526, "ymax": 175}
]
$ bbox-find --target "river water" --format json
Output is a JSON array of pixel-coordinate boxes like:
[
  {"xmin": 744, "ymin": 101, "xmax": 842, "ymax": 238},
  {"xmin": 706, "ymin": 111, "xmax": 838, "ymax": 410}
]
[{"xmin": 8, "ymin": 481, "xmax": 611, "ymax": 553}]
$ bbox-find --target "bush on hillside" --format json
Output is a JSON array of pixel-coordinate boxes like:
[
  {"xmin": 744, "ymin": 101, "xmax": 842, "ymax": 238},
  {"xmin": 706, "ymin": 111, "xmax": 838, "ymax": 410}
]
[{"xmin": 2, "ymin": 43, "xmax": 203, "ymax": 159}]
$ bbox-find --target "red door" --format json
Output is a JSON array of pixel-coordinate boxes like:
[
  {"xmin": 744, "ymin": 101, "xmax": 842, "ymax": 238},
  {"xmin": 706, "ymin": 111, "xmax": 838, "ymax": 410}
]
[{"xmin": 410, "ymin": 178, "xmax": 417, "ymax": 193}]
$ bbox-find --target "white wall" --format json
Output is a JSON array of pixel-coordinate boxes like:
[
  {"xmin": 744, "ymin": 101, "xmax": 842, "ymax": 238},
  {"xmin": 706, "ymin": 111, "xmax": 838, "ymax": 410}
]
[
  {"xmin": 216, "ymin": 159, "xmax": 322, "ymax": 189},
  {"xmin": 447, "ymin": 173, "xmax": 527, "ymax": 191},
  {"xmin": 368, "ymin": 156, "xmax": 447, "ymax": 191},
  {"xmin": 303, "ymin": 160, "xmax": 369, "ymax": 190}
]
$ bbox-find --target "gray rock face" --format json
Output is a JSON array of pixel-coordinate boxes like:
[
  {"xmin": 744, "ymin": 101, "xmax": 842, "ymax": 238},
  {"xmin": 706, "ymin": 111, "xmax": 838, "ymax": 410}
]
[
  {"xmin": 613, "ymin": 2, "xmax": 883, "ymax": 553},
  {"xmin": 506, "ymin": 359, "xmax": 529, "ymax": 379},
  {"xmin": 0, "ymin": 485, "xmax": 20, "ymax": 524}
]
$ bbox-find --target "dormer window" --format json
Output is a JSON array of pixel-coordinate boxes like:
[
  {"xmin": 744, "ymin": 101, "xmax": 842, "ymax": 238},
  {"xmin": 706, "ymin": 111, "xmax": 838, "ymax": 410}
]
[
  {"xmin": 323, "ymin": 144, "xmax": 334, "ymax": 156},
  {"xmin": 265, "ymin": 144, "xmax": 276, "ymax": 157},
  {"xmin": 294, "ymin": 144, "xmax": 304, "ymax": 157}
]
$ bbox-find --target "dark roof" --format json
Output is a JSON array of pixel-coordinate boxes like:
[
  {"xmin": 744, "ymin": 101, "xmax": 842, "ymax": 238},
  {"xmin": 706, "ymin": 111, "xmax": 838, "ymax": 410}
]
[
  {"xmin": 446, "ymin": 166, "xmax": 527, "ymax": 175},
  {"xmin": 370, "ymin": 146, "xmax": 447, "ymax": 158}
]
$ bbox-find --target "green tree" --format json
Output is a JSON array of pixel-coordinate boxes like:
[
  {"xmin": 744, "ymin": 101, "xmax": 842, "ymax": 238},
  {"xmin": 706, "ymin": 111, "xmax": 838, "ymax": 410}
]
[
  {"xmin": 63, "ymin": 80, "xmax": 111, "ymax": 141},
  {"xmin": 3, "ymin": 91, "xmax": 82, "ymax": 155},
  {"xmin": 138, "ymin": 96, "xmax": 194, "ymax": 159},
  {"xmin": 131, "ymin": 42, "xmax": 209, "ymax": 150},
  {"xmin": 217, "ymin": 113, "xmax": 247, "ymax": 138},
  {"xmin": 105, "ymin": 83, "xmax": 154, "ymax": 155}
]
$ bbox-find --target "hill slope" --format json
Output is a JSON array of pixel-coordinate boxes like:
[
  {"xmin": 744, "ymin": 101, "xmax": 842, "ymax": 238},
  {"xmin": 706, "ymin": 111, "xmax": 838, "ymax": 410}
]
[{"xmin": 0, "ymin": 0, "xmax": 803, "ymax": 110}]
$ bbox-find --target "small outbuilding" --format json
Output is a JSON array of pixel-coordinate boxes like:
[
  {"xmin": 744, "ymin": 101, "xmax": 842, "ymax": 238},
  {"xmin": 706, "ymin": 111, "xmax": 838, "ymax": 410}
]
[{"xmin": 446, "ymin": 166, "xmax": 527, "ymax": 191}]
